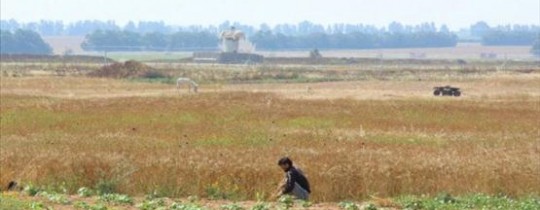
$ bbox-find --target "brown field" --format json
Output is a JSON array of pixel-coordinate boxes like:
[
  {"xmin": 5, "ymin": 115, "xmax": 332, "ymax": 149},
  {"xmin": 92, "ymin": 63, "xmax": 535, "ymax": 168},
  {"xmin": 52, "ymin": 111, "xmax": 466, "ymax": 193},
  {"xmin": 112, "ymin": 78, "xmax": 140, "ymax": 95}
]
[
  {"xmin": 42, "ymin": 36, "xmax": 535, "ymax": 61},
  {"xmin": 1, "ymin": 64, "xmax": 539, "ymax": 206}
]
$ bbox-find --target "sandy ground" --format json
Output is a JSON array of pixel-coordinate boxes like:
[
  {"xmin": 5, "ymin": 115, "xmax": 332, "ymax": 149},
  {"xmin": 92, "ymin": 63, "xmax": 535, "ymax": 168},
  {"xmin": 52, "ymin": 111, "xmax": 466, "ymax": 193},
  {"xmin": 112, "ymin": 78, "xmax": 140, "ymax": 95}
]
[{"xmin": 1, "ymin": 73, "xmax": 539, "ymax": 101}]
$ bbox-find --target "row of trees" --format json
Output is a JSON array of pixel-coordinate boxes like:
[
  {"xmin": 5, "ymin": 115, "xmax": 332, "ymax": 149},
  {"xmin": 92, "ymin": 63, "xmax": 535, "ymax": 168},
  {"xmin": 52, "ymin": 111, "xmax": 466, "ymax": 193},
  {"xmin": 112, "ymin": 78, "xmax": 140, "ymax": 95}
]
[
  {"xmin": 81, "ymin": 30, "xmax": 218, "ymax": 51},
  {"xmin": 1, "ymin": 19, "xmax": 121, "ymax": 36},
  {"xmin": 482, "ymin": 31, "xmax": 538, "ymax": 46},
  {"xmin": 250, "ymin": 31, "xmax": 458, "ymax": 50},
  {"xmin": 0, "ymin": 30, "xmax": 52, "ymax": 54},
  {"xmin": 1, "ymin": 19, "xmax": 455, "ymax": 37},
  {"xmin": 469, "ymin": 21, "xmax": 539, "ymax": 45},
  {"xmin": 81, "ymin": 30, "xmax": 457, "ymax": 51},
  {"xmin": 2, "ymin": 19, "xmax": 537, "ymax": 47}
]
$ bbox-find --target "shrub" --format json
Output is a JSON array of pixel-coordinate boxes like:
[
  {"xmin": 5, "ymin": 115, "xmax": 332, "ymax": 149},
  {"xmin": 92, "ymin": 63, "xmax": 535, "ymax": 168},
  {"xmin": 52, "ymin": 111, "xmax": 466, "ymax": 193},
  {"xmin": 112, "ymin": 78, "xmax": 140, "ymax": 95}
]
[
  {"xmin": 77, "ymin": 187, "xmax": 94, "ymax": 197},
  {"xmin": 23, "ymin": 184, "xmax": 41, "ymax": 196},
  {"xmin": 221, "ymin": 203, "xmax": 245, "ymax": 210},
  {"xmin": 364, "ymin": 203, "xmax": 377, "ymax": 210},
  {"xmin": 435, "ymin": 193, "xmax": 457, "ymax": 204},
  {"xmin": 29, "ymin": 202, "xmax": 46, "ymax": 210},
  {"xmin": 136, "ymin": 196, "xmax": 166, "ymax": 210},
  {"xmin": 98, "ymin": 193, "xmax": 134, "ymax": 205},
  {"xmin": 338, "ymin": 201, "xmax": 360, "ymax": 210},
  {"xmin": 170, "ymin": 201, "xmax": 207, "ymax": 210},
  {"xmin": 278, "ymin": 195, "xmax": 295, "ymax": 209},
  {"xmin": 38, "ymin": 191, "xmax": 71, "ymax": 205},
  {"xmin": 187, "ymin": 196, "xmax": 200, "ymax": 203},
  {"xmin": 95, "ymin": 179, "xmax": 117, "ymax": 195},
  {"xmin": 74, "ymin": 201, "xmax": 91, "ymax": 209},
  {"xmin": 300, "ymin": 200, "xmax": 312, "ymax": 208},
  {"xmin": 91, "ymin": 204, "xmax": 109, "ymax": 210},
  {"xmin": 142, "ymin": 70, "xmax": 168, "ymax": 79},
  {"xmin": 250, "ymin": 202, "xmax": 271, "ymax": 210},
  {"xmin": 403, "ymin": 200, "xmax": 423, "ymax": 210}
]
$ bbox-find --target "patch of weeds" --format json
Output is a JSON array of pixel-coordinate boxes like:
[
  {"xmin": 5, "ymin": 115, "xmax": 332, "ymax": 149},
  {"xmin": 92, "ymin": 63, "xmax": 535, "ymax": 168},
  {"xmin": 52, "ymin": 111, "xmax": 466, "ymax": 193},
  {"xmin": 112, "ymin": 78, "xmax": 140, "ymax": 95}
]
[
  {"xmin": 170, "ymin": 201, "xmax": 207, "ymax": 210},
  {"xmin": 38, "ymin": 191, "xmax": 71, "ymax": 205},
  {"xmin": 221, "ymin": 203, "xmax": 245, "ymax": 210},
  {"xmin": 23, "ymin": 184, "xmax": 41, "ymax": 196},
  {"xmin": 77, "ymin": 187, "xmax": 94, "ymax": 197},
  {"xmin": 30, "ymin": 202, "xmax": 47, "ymax": 210},
  {"xmin": 98, "ymin": 193, "xmax": 134, "ymax": 205},
  {"xmin": 141, "ymin": 71, "xmax": 168, "ymax": 79},
  {"xmin": 205, "ymin": 184, "xmax": 241, "ymax": 200},
  {"xmin": 299, "ymin": 200, "xmax": 312, "ymax": 208},
  {"xmin": 254, "ymin": 192, "xmax": 266, "ymax": 202},
  {"xmin": 278, "ymin": 195, "xmax": 295, "ymax": 209},
  {"xmin": 364, "ymin": 203, "xmax": 377, "ymax": 210},
  {"xmin": 90, "ymin": 203, "xmax": 109, "ymax": 210},
  {"xmin": 187, "ymin": 195, "xmax": 200, "ymax": 203},
  {"xmin": 45, "ymin": 181, "xmax": 71, "ymax": 194},
  {"xmin": 74, "ymin": 201, "xmax": 91, "ymax": 209},
  {"xmin": 95, "ymin": 179, "xmax": 117, "ymax": 195},
  {"xmin": 338, "ymin": 201, "xmax": 360, "ymax": 210},
  {"xmin": 250, "ymin": 202, "xmax": 271, "ymax": 210},
  {"xmin": 136, "ymin": 197, "xmax": 166, "ymax": 210},
  {"xmin": 0, "ymin": 194, "xmax": 44, "ymax": 210},
  {"xmin": 518, "ymin": 197, "xmax": 540, "ymax": 210},
  {"xmin": 145, "ymin": 190, "xmax": 164, "ymax": 200},
  {"xmin": 74, "ymin": 201, "xmax": 109, "ymax": 210},
  {"xmin": 397, "ymin": 194, "xmax": 540, "ymax": 210},
  {"xmin": 435, "ymin": 192, "xmax": 457, "ymax": 204},
  {"xmin": 402, "ymin": 199, "xmax": 423, "ymax": 210}
]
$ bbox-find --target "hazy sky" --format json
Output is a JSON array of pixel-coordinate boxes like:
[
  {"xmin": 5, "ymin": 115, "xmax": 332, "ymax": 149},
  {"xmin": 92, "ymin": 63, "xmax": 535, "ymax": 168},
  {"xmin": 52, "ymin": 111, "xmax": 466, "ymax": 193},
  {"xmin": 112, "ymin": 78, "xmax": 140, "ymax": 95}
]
[{"xmin": 1, "ymin": 0, "xmax": 538, "ymax": 29}]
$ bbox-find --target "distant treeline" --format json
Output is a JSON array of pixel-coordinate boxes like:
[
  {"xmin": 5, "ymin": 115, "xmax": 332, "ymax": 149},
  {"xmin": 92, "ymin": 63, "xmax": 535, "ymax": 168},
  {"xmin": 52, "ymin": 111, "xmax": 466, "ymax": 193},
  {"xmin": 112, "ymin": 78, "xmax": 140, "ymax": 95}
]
[
  {"xmin": 2, "ymin": 19, "xmax": 454, "ymax": 37},
  {"xmin": 2, "ymin": 19, "xmax": 538, "ymax": 47},
  {"xmin": 81, "ymin": 30, "xmax": 219, "ymax": 51},
  {"xmin": 470, "ymin": 21, "xmax": 539, "ymax": 46},
  {"xmin": 0, "ymin": 30, "xmax": 52, "ymax": 54},
  {"xmin": 81, "ymin": 30, "xmax": 458, "ymax": 51},
  {"xmin": 1, "ymin": 20, "xmax": 539, "ymax": 54},
  {"xmin": 482, "ymin": 31, "xmax": 538, "ymax": 46},
  {"xmin": 251, "ymin": 31, "xmax": 458, "ymax": 50}
]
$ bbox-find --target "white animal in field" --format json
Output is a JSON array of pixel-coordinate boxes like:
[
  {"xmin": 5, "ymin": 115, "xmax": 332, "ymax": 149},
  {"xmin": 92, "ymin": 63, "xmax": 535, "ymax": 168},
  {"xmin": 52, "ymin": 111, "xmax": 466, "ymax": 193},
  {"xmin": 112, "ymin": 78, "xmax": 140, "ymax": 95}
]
[{"xmin": 176, "ymin": 77, "xmax": 199, "ymax": 93}]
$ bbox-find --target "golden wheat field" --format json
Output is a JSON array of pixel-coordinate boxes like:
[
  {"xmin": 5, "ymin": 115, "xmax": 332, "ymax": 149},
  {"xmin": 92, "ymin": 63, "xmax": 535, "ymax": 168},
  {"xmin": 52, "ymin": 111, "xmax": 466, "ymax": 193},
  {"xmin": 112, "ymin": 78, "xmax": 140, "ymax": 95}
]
[{"xmin": 1, "ymin": 66, "xmax": 539, "ymax": 206}]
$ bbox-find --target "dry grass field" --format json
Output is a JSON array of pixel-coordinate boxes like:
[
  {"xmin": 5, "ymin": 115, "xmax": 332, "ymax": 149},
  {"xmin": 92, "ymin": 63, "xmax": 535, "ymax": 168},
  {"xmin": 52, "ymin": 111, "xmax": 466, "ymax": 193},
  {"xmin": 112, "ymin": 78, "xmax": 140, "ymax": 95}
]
[
  {"xmin": 2, "ymin": 72, "xmax": 539, "ymax": 101},
  {"xmin": 1, "ymin": 62, "xmax": 539, "ymax": 209}
]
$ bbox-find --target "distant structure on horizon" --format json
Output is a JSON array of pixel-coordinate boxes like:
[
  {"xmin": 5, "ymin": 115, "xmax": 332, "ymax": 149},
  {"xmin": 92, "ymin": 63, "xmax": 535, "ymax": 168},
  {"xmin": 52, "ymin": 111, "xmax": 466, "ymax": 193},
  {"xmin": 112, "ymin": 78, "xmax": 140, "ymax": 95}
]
[
  {"xmin": 193, "ymin": 27, "xmax": 263, "ymax": 64},
  {"xmin": 220, "ymin": 26, "xmax": 245, "ymax": 53}
]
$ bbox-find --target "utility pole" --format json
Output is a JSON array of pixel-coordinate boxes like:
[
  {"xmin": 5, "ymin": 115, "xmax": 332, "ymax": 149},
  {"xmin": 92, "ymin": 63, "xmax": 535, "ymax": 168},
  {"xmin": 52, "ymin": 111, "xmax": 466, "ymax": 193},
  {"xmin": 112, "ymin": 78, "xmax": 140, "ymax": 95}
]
[{"xmin": 103, "ymin": 50, "xmax": 108, "ymax": 66}]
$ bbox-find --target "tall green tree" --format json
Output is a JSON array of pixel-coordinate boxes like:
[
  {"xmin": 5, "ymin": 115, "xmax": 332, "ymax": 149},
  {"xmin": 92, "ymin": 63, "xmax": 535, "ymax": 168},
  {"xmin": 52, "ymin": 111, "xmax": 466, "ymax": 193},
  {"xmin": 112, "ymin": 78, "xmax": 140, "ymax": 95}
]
[{"xmin": 0, "ymin": 29, "xmax": 52, "ymax": 54}]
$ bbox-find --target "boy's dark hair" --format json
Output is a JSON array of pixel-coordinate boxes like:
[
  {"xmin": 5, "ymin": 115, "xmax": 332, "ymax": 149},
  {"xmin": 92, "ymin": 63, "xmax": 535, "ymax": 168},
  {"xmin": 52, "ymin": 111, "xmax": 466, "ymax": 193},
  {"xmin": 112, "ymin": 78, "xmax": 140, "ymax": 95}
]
[{"xmin": 277, "ymin": 157, "xmax": 293, "ymax": 166}]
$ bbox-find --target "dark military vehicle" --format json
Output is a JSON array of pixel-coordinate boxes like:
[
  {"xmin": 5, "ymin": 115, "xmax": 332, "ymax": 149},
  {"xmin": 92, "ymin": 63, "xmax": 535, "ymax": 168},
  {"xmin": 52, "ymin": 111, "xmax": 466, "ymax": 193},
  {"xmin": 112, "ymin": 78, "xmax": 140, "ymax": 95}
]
[{"xmin": 434, "ymin": 86, "xmax": 461, "ymax": 97}]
